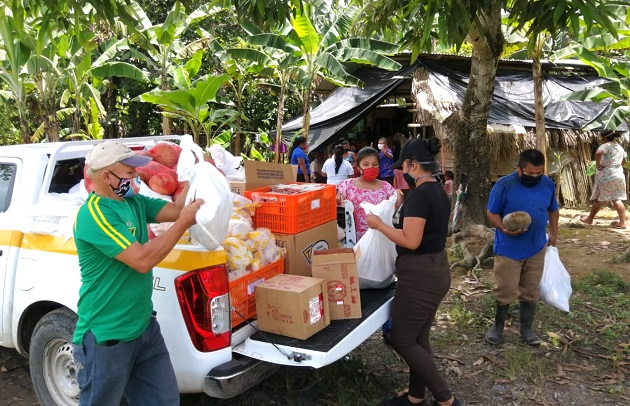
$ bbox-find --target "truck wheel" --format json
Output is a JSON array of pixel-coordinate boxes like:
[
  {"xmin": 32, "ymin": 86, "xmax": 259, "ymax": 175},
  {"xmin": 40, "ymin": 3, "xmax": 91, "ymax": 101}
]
[{"xmin": 29, "ymin": 308, "xmax": 80, "ymax": 406}]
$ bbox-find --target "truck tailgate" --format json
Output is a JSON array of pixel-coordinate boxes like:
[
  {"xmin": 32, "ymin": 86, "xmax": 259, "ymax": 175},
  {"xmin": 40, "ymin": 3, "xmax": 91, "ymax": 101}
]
[{"xmin": 232, "ymin": 284, "xmax": 395, "ymax": 368}]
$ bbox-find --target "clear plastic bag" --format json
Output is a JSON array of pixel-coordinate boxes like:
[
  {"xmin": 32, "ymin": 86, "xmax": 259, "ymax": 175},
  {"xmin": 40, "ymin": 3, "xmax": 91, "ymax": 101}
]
[
  {"xmin": 355, "ymin": 194, "xmax": 398, "ymax": 289},
  {"xmin": 539, "ymin": 246, "xmax": 572, "ymax": 312}
]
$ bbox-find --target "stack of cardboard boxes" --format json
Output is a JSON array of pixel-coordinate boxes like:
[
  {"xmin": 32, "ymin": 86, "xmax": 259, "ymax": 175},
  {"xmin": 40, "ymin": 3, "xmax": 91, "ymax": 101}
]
[
  {"xmin": 255, "ymin": 247, "xmax": 362, "ymax": 340},
  {"xmin": 236, "ymin": 162, "xmax": 363, "ymax": 340}
]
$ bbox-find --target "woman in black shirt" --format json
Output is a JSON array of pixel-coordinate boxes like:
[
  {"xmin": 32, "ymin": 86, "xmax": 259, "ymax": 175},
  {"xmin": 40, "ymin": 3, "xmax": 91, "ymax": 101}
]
[{"xmin": 367, "ymin": 138, "xmax": 461, "ymax": 406}]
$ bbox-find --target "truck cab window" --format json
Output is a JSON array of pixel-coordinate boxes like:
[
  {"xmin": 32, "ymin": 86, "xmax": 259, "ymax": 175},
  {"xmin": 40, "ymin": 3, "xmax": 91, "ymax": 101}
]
[
  {"xmin": 0, "ymin": 163, "xmax": 17, "ymax": 212},
  {"xmin": 48, "ymin": 159, "xmax": 84, "ymax": 194}
]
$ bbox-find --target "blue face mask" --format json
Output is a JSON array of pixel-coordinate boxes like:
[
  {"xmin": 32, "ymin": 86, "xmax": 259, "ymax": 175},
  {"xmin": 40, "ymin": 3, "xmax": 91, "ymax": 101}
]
[{"xmin": 109, "ymin": 172, "xmax": 140, "ymax": 199}]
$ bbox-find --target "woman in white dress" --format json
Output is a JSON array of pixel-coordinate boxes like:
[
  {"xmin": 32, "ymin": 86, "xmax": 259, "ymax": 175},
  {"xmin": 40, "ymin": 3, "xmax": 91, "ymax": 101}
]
[
  {"xmin": 322, "ymin": 145, "xmax": 354, "ymax": 185},
  {"xmin": 580, "ymin": 130, "xmax": 627, "ymax": 229}
]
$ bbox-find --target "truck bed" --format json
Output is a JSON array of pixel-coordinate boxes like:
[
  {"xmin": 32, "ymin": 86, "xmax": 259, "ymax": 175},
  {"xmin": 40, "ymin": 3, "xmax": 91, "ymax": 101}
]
[{"xmin": 249, "ymin": 283, "xmax": 396, "ymax": 352}]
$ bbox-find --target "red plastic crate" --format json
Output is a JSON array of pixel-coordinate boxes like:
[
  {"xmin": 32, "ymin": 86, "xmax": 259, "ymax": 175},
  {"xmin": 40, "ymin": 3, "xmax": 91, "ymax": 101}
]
[
  {"xmin": 229, "ymin": 259, "xmax": 284, "ymax": 328},
  {"xmin": 244, "ymin": 183, "xmax": 337, "ymax": 234}
]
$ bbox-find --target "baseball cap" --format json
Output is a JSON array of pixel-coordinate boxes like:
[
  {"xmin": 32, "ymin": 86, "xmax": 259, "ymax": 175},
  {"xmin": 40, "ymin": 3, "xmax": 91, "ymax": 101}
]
[
  {"xmin": 391, "ymin": 138, "xmax": 435, "ymax": 169},
  {"xmin": 85, "ymin": 141, "xmax": 152, "ymax": 173}
]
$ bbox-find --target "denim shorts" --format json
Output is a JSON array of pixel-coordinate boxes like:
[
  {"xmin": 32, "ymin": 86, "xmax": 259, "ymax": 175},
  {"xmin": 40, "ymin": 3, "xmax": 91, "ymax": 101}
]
[{"xmin": 73, "ymin": 317, "xmax": 179, "ymax": 406}]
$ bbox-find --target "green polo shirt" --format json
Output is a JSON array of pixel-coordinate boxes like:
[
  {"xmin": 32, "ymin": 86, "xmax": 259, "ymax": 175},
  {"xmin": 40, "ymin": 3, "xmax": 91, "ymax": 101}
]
[{"xmin": 72, "ymin": 192, "xmax": 168, "ymax": 345}]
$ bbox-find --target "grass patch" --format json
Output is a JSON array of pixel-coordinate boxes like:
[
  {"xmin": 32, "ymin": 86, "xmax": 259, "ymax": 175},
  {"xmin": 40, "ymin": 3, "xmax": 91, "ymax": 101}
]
[
  {"xmin": 498, "ymin": 347, "xmax": 550, "ymax": 384},
  {"xmin": 610, "ymin": 250, "xmax": 630, "ymax": 264}
]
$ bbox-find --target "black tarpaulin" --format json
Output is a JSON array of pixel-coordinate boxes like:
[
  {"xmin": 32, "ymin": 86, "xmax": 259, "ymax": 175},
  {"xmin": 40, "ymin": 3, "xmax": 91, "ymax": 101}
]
[
  {"xmin": 281, "ymin": 62, "xmax": 421, "ymax": 150},
  {"xmin": 420, "ymin": 58, "xmax": 625, "ymax": 130},
  {"xmin": 281, "ymin": 56, "xmax": 626, "ymax": 150}
]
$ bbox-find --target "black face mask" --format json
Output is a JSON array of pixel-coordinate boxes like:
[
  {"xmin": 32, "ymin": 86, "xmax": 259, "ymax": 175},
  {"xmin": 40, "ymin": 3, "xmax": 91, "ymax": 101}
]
[
  {"xmin": 520, "ymin": 173, "xmax": 542, "ymax": 187},
  {"xmin": 403, "ymin": 173, "xmax": 416, "ymax": 188}
]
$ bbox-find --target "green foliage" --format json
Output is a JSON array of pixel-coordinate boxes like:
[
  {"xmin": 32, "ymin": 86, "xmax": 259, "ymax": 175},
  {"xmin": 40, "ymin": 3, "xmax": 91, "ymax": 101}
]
[{"xmin": 0, "ymin": 101, "xmax": 20, "ymax": 145}]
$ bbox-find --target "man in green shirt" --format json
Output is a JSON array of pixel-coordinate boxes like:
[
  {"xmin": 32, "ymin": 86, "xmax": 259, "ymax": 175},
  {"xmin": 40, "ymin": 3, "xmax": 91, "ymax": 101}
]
[{"xmin": 73, "ymin": 141, "xmax": 203, "ymax": 405}]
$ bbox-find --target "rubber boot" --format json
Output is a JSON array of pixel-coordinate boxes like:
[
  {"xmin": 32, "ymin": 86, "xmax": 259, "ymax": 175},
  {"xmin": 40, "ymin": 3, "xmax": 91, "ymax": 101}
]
[
  {"xmin": 519, "ymin": 301, "xmax": 542, "ymax": 346},
  {"xmin": 485, "ymin": 301, "xmax": 510, "ymax": 345}
]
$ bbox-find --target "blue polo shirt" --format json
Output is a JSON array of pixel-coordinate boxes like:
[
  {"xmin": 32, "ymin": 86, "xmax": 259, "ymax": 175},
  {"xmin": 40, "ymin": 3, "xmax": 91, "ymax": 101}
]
[
  {"xmin": 290, "ymin": 148, "xmax": 310, "ymax": 175},
  {"xmin": 487, "ymin": 172, "xmax": 558, "ymax": 260}
]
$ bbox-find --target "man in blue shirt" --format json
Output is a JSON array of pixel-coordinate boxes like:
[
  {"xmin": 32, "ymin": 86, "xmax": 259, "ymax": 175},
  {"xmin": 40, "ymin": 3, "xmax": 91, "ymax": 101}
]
[{"xmin": 486, "ymin": 149, "xmax": 559, "ymax": 346}]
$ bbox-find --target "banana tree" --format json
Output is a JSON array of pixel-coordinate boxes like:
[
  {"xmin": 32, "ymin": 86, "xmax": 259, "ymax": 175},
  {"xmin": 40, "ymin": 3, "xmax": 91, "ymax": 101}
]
[
  {"xmin": 204, "ymin": 33, "xmax": 275, "ymax": 155},
  {"xmin": 140, "ymin": 50, "xmax": 232, "ymax": 145},
  {"xmin": 552, "ymin": 7, "xmax": 630, "ymax": 130},
  {"xmin": 0, "ymin": 5, "xmax": 33, "ymax": 143},
  {"xmin": 248, "ymin": 0, "xmax": 401, "ymax": 141},
  {"xmin": 239, "ymin": 21, "xmax": 310, "ymax": 162},
  {"xmin": 60, "ymin": 37, "xmax": 149, "ymax": 139},
  {"xmin": 563, "ymin": 49, "xmax": 630, "ymax": 130},
  {"xmin": 129, "ymin": 1, "xmax": 224, "ymax": 135}
]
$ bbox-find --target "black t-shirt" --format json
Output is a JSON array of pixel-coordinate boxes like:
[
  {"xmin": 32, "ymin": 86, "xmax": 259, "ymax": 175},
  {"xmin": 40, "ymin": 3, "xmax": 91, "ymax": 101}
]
[{"xmin": 393, "ymin": 181, "xmax": 450, "ymax": 256}]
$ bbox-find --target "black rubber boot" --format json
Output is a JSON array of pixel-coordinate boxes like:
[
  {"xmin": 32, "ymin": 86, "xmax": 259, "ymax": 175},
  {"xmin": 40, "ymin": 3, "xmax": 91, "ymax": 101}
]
[
  {"xmin": 519, "ymin": 301, "xmax": 542, "ymax": 346},
  {"xmin": 485, "ymin": 301, "xmax": 510, "ymax": 345}
]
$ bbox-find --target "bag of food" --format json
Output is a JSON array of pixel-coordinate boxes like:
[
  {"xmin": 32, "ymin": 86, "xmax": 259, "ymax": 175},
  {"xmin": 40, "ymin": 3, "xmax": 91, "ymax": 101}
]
[
  {"xmin": 180, "ymin": 136, "xmax": 232, "ymax": 251},
  {"xmin": 355, "ymin": 194, "xmax": 398, "ymax": 289},
  {"xmin": 539, "ymin": 246, "xmax": 572, "ymax": 312}
]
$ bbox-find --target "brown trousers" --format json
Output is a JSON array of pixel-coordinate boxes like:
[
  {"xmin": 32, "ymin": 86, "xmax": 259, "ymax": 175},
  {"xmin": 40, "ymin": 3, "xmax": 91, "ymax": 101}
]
[
  {"xmin": 390, "ymin": 251, "xmax": 453, "ymax": 402},
  {"xmin": 493, "ymin": 247, "xmax": 546, "ymax": 304}
]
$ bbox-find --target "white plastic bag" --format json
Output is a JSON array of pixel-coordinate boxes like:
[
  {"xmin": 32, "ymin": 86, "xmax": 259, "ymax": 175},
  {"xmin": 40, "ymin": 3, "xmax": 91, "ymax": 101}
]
[
  {"xmin": 177, "ymin": 135, "xmax": 205, "ymax": 182},
  {"xmin": 355, "ymin": 194, "xmax": 398, "ymax": 289},
  {"xmin": 539, "ymin": 246, "xmax": 572, "ymax": 312},
  {"xmin": 208, "ymin": 144, "xmax": 245, "ymax": 181},
  {"xmin": 186, "ymin": 160, "xmax": 232, "ymax": 250}
]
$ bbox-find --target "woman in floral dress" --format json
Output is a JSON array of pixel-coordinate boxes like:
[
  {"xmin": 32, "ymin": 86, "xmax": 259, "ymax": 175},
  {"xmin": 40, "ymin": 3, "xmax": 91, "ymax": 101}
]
[
  {"xmin": 580, "ymin": 130, "xmax": 627, "ymax": 229},
  {"xmin": 337, "ymin": 147, "xmax": 403, "ymax": 240}
]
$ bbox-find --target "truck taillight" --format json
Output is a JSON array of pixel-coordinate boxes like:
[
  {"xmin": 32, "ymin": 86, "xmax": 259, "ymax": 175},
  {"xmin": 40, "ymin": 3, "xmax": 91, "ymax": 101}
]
[{"xmin": 175, "ymin": 265, "xmax": 231, "ymax": 352}]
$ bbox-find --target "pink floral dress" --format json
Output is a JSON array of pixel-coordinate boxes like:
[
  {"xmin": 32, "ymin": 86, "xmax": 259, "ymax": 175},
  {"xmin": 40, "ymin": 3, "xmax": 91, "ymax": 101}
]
[
  {"xmin": 337, "ymin": 179, "xmax": 396, "ymax": 240},
  {"xmin": 591, "ymin": 142, "xmax": 627, "ymax": 202}
]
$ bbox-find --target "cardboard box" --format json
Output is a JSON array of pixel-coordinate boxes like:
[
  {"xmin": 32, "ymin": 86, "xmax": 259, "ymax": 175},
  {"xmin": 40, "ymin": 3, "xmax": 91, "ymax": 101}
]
[
  {"xmin": 255, "ymin": 274, "xmax": 330, "ymax": 340},
  {"xmin": 274, "ymin": 220, "xmax": 339, "ymax": 277},
  {"xmin": 229, "ymin": 161, "xmax": 298, "ymax": 195},
  {"xmin": 311, "ymin": 248, "xmax": 362, "ymax": 320}
]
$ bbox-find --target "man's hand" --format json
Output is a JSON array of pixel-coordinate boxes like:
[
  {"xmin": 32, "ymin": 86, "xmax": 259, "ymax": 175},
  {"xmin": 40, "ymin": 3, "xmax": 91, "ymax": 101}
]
[
  {"xmin": 548, "ymin": 234, "xmax": 557, "ymax": 247},
  {"xmin": 179, "ymin": 199, "xmax": 204, "ymax": 227},
  {"xmin": 366, "ymin": 214, "xmax": 382, "ymax": 230}
]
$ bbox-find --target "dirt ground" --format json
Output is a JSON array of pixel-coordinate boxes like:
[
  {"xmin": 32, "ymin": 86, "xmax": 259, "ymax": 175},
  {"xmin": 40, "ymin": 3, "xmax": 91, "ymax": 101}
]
[{"xmin": 2, "ymin": 207, "xmax": 629, "ymax": 405}]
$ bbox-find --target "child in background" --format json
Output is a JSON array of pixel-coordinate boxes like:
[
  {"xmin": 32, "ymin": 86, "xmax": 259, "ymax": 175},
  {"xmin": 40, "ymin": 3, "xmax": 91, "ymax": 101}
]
[{"xmin": 444, "ymin": 170, "xmax": 454, "ymax": 203}]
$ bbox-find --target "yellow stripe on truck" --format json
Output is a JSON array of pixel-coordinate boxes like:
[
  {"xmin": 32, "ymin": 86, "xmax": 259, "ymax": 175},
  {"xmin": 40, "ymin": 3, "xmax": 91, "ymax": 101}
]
[{"xmin": 2, "ymin": 230, "xmax": 226, "ymax": 272}]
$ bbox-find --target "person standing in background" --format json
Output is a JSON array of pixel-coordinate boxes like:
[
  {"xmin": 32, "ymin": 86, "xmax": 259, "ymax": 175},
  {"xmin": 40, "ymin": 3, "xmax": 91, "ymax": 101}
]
[
  {"xmin": 322, "ymin": 145, "xmax": 354, "ymax": 185},
  {"xmin": 310, "ymin": 150, "xmax": 326, "ymax": 183},
  {"xmin": 443, "ymin": 171, "xmax": 454, "ymax": 203},
  {"xmin": 579, "ymin": 130, "xmax": 627, "ymax": 229},
  {"xmin": 378, "ymin": 137, "xmax": 395, "ymax": 185},
  {"xmin": 290, "ymin": 136, "xmax": 311, "ymax": 182}
]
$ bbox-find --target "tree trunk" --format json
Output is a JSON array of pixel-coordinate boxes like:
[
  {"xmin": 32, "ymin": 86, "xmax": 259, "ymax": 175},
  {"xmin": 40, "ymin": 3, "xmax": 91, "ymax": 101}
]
[
  {"xmin": 104, "ymin": 77, "xmax": 120, "ymax": 139},
  {"xmin": 448, "ymin": 1, "xmax": 504, "ymax": 226},
  {"xmin": 161, "ymin": 72, "xmax": 171, "ymax": 135},
  {"xmin": 45, "ymin": 108, "xmax": 60, "ymax": 142},
  {"xmin": 532, "ymin": 34, "xmax": 547, "ymax": 174},
  {"xmin": 19, "ymin": 113, "xmax": 30, "ymax": 144},
  {"xmin": 302, "ymin": 87, "xmax": 312, "ymax": 141},
  {"xmin": 275, "ymin": 81, "xmax": 286, "ymax": 163}
]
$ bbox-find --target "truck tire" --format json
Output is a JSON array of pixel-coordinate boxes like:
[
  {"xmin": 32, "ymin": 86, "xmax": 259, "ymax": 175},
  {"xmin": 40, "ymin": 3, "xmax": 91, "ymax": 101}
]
[{"xmin": 29, "ymin": 308, "xmax": 80, "ymax": 406}]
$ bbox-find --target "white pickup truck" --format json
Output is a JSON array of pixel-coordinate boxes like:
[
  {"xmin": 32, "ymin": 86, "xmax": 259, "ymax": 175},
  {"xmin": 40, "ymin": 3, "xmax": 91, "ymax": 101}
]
[{"xmin": 0, "ymin": 136, "xmax": 394, "ymax": 406}]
